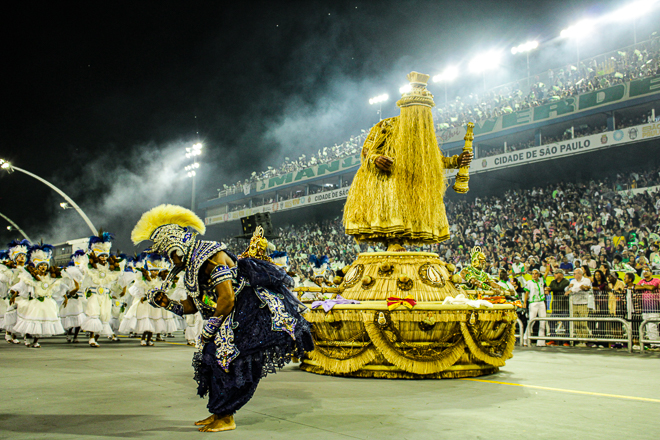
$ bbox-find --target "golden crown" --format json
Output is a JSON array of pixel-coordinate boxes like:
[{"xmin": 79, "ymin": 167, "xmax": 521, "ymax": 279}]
[{"xmin": 397, "ymin": 71, "xmax": 436, "ymax": 108}]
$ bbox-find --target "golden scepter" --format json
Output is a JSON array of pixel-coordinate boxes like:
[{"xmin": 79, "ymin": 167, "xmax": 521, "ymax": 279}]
[{"xmin": 452, "ymin": 122, "xmax": 475, "ymax": 194}]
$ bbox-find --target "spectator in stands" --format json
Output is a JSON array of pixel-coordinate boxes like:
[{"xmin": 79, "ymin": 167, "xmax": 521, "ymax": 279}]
[
  {"xmin": 559, "ymin": 256, "xmax": 573, "ymax": 272},
  {"xmin": 612, "ymin": 254, "xmax": 635, "ymax": 272},
  {"xmin": 567, "ymin": 268, "xmax": 592, "ymax": 346},
  {"xmin": 650, "ymin": 244, "xmax": 660, "ymax": 271},
  {"xmin": 581, "ymin": 265, "xmax": 593, "ymax": 282},
  {"xmin": 546, "ymin": 269, "xmax": 570, "ymax": 346}
]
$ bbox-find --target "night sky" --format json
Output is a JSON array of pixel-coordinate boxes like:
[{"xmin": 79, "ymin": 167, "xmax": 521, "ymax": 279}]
[{"xmin": 0, "ymin": 0, "xmax": 648, "ymax": 251}]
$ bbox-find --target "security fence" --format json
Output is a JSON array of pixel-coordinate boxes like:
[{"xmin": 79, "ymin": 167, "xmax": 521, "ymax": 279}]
[{"xmin": 518, "ymin": 290, "xmax": 660, "ymax": 354}]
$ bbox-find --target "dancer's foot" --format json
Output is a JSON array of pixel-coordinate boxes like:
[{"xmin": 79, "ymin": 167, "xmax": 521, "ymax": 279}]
[
  {"xmin": 140, "ymin": 339, "xmax": 147, "ymax": 346},
  {"xmin": 89, "ymin": 338, "xmax": 100, "ymax": 347},
  {"xmin": 5, "ymin": 334, "xmax": 13, "ymax": 343},
  {"xmin": 195, "ymin": 415, "xmax": 216, "ymax": 426},
  {"xmin": 31, "ymin": 342, "xmax": 41, "ymax": 348},
  {"xmin": 147, "ymin": 340, "xmax": 154, "ymax": 346},
  {"xmin": 198, "ymin": 415, "xmax": 235, "ymax": 432},
  {"xmin": 72, "ymin": 338, "xmax": 79, "ymax": 344},
  {"xmin": 66, "ymin": 334, "xmax": 72, "ymax": 343}
]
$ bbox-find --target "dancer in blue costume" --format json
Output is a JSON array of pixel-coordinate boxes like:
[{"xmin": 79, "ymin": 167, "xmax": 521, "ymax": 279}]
[{"xmin": 131, "ymin": 205, "xmax": 314, "ymax": 432}]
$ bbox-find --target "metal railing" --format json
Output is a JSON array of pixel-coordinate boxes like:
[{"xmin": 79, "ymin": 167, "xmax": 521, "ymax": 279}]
[
  {"xmin": 513, "ymin": 289, "xmax": 660, "ymax": 354},
  {"xmin": 527, "ymin": 317, "xmax": 633, "ymax": 353},
  {"xmin": 638, "ymin": 318, "xmax": 660, "ymax": 352}
]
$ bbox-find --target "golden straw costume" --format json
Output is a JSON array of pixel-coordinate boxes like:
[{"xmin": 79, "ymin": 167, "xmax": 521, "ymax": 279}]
[{"xmin": 344, "ymin": 72, "xmax": 464, "ymax": 245}]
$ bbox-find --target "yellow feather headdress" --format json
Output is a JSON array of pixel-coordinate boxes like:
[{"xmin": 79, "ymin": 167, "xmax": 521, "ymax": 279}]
[{"xmin": 131, "ymin": 204, "xmax": 206, "ymax": 245}]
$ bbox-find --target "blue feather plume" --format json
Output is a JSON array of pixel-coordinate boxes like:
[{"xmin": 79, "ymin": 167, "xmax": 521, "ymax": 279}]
[
  {"xmin": 8, "ymin": 239, "xmax": 31, "ymax": 248},
  {"xmin": 71, "ymin": 249, "xmax": 87, "ymax": 259},
  {"xmin": 309, "ymin": 255, "xmax": 329, "ymax": 268}
]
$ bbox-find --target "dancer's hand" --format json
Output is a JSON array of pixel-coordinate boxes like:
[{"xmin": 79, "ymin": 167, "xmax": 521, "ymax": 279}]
[
  {"xmin": 375, "ymin": 156, "xmax": 394, "ymax": 172},
  {"xmin": 152, "ymin": 290, "xmax": 170, "ymax": 308},
  {"xmin": 458, "ymin": 151, "xmax": 473, "ymax": 168}
]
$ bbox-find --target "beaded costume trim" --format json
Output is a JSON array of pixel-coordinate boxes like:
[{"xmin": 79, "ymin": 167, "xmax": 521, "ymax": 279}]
[
  {"xmin": 254, "ymin": 286, "xmax": 297, "ymax": 339},
  {"xmin": 214, "ymin": 312, "xmax": 240, "ymax": 372}
]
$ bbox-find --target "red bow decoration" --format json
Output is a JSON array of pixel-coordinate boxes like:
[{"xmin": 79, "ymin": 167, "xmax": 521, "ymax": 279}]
[{"xmin": 387, "ymin": 295, "xmax": 417, "ymax": 310}]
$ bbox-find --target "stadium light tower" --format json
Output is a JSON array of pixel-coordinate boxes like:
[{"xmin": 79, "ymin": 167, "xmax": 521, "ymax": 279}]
[
  {"xmin": 560, "ymin": 19, "xmax": 595, "ymax": 69},
  {"xmin": 0, "ymin": 211, "xmax": 31, "ymax": 242},
  {"xmin": 0, "ymin": 159, "xmax": 97, "ymax": 236},
  {"xmin": 368, "ymin": 94, "xmax": 389, "ymax": 121},
  {"xmin": 469, "ymin": 51, "xmax": 502, "ymax": 92},
  {"xmin": 511, "ymin": 41, "xmax": 539, "ymax": 88},
  {"xmin": 432, "ymin": 66, "xmax": 459, "ymax": 104},
  {"xmin": 184, "ymin": 142, "xmax": 203, "ymax": 211}
]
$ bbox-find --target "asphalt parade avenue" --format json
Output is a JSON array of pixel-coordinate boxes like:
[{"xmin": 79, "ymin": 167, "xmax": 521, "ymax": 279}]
[{"xmin": 1, "ymin": 336, "xmax": 659, "ymax": 440}]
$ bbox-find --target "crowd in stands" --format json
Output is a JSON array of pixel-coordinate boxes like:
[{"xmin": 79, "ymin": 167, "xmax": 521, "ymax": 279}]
[
  {"xmin": 436, "ymin": 38, "xmax": 660, "ymax": 131},
  {"xmin": 218, "ymin": 37, "xmax": 660, "ymax": 197},
  {"xmin": 222, "ymin": 165, "xmax": 660, "ymax": 282}
]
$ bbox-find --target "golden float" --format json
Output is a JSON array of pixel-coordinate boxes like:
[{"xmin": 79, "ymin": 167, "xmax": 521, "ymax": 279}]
[{"xmin": 295, "ymin": 252, "xmax": 516, "ymax": 379}]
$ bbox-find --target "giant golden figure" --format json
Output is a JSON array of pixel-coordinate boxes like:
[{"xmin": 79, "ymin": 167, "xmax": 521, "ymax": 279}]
[{"xmin": 343, "ymin": 72, "xmax": 472, "ymax": 249}]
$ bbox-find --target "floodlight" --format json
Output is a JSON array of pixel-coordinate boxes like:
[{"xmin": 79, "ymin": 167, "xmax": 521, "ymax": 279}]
[
  {"xmin": 434, "ymin": 66, "xmax": 459, "ymax": 83},
  {"xmin": 511, "ymin": 41, "xmax": 539, "ymax": 54},
  {"xmin": 369, "ymin": 94, "xmax": 389, "ymax": 105},
  {"xmin": 560, "ymin": 20, "xmax": 595, "ymax": 39},
  {"xmin": 612, "ymin": 0, "xmax": 657, "ymax": 20},
  {"xmin": 469, "ymin": 51, "xmax": 502, "ymax": 73}
]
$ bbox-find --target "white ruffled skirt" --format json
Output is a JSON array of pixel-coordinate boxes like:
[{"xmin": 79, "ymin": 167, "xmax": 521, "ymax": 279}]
[
  {"xmin": 118, "ymin": 299, "xmax": 156, "ymax": 334},
  {"xmin": 81, "ymin": 293, "xmax": 113, "ymax": 336},
  {"xmin": 150, "ymin": 304, "xmax": 166, "ymax": 334},
  {"xmin": 60, "ymin": 297, "xmax": 86, "ymax": 330},
  {"xmin": 185, "ymin": 312, "xmax": 203, "ymax": 342},
  {"xmin": 162, "ymin": 309, "xmax": 179, "ymax": 333},
  {"xmin": 13, "ymin": 297, "xmax": 65, "ymax": 337},
  {"xmin": 0, "ymin": 298, "xmax": 8, "ymax": 329}
]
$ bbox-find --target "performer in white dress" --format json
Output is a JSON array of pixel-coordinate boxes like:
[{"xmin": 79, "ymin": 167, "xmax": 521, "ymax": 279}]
[
  {"xmin": 119, "ymin": 253, "xmax": 164, "ymax": 346},
  {"xmin": 4, "ymin": 240, "xmax": 31, "ymax": 344},
  {"xmin": 117, "ymin": 255, "xmax": 139, "ymax": 337},
  {"xmin": 12, "ymin": 244, "xmax": 72, "ymax": 348},
  {"xmin": 60, "ymin": 250, "xmax": 88, "ymax": 343},
  {"xmin": 0, "ymin": 250, "xmax": 12, "ymax": 333},
  {"xmin": 161, "ymin": 261, "xmax": 182, "ymax": 338},
  {"xmin": 81, "ymin": 233, "xmax": 126, "ymax": 347}
]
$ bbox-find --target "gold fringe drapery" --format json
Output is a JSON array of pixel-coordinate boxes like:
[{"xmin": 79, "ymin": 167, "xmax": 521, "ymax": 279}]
[
  {"xmin": 307, "ymin": 345, "xmax": 379, "ymax": 374},
  {"xmin": 343, "ymin": 105, "xmax": 453, "ymax": 245},
  {"xmin": 460, "ymin": 321, "xmax": 516, "ymax": 367},
  {"xmin": 363, "ymin": 321, "xmax": 466, "ymax": 375}
]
